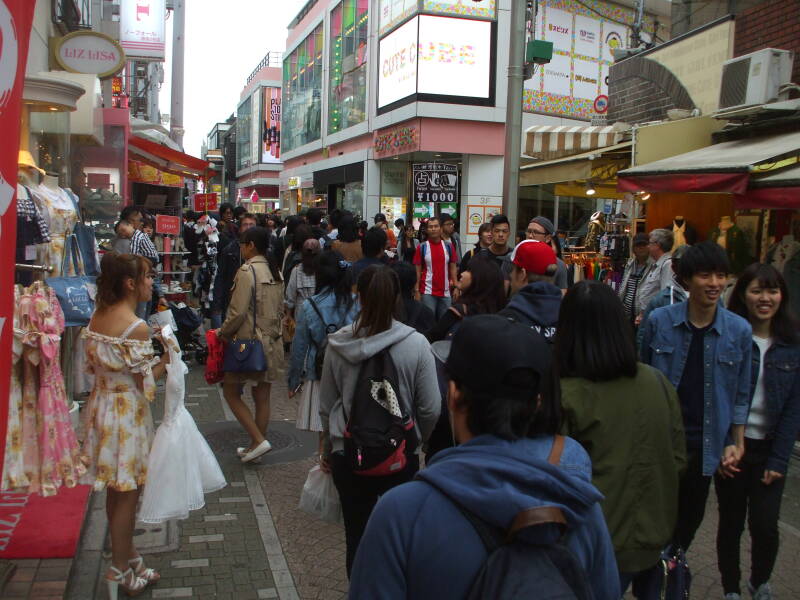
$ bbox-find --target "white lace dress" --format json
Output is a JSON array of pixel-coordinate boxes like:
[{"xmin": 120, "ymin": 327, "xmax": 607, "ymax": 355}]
[{"xmin": 138, "ymin": 328, "xmax": 226, "ymax": 523}]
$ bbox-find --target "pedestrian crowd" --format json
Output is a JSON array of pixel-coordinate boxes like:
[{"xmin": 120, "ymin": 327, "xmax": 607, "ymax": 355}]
[{"xmin": 83, "ymin": 204, "xmax": 798, "ymax": 599}]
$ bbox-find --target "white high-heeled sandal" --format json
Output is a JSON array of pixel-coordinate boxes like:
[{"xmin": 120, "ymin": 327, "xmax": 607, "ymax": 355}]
[
  {"xmin": 129, "ymin": 555, "xmax": 160, "ymax": 583},
  {"xmin": 106, "ymin": 565, "xmax": 148, "ymax": 599}
]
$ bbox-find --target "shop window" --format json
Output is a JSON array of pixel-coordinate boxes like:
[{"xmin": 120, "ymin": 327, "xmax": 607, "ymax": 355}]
[
  {"xmin": 237, "ymin": 96, "xmax": 252, "ymax": 171},
  {"xmin": 328, "ymin": 0, "xmax": 368, "ymax": 134},
  {"xmin": 282, "ymin": 24, "xmax": 324, "ymax": 152}
]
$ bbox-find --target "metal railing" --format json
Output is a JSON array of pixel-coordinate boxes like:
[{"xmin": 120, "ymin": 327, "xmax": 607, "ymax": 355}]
[
  {"xmin": 246, "ymin": 52, "xmax": 284, "ymax": 84},
  {"xmin": 52, "ymin": 0, "xmax": 92, "ymax": 32}
]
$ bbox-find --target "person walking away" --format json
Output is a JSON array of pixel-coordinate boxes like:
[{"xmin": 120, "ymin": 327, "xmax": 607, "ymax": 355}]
[
  {"xmin": 391, "ymin": 261, "xmax": 435, "ymax": 334},
  {"xmin": 636, "ymin": 228, "xmax": 677, "ymax": 321},
  {"xmin": 331, "ymin": 214, "xmax": 364, "ymax": 263},
  {"xmin": 499, "ymin": 239, "xmax": 562, "ymax": 344},
  {"xmin": 217, "ymin": 227, "xmax": 285, "ymax": 463},
  {"xmin": 373, "ymin": 212, "xmax": 397, "ymax": 249},
  {"xmin": 556, "ymin": 281, "xmax": 686, "ymax": 595},
  {"xmin": 319, "ymin": 265, "xmax": 440, "ymax": 577},
  {"xmin": 526, "ymin": 216, "xmax": 569, "ymax": 295},
  {"xmin": 348, "ymin": 315, "xmax": 620, "ymax": 600},
  {"xmin": 352, "ymin": 227, "xmax": 388, "ymax": 281},
  {"xmin": 459, "ymin": 222, "xmax": 492, "ymax": 274},
  {"xmin": 413, "ymin": 216, "xmax": 458, "ymax": 320},
  {"xmin": 640, "ymin": 241, "xmax": 752, "ymax": 551},
  {"xmin": 636, "ymin": 245, "xmax": 689, "ymax": 352},
  {"xmin": 426, "ymin": 256, "xmax": 506, "ymax": 342},
  {"xmin": 398, "ymin": 224, "xmax": 420, "ymax": 263},
  {"xmin": 284, "ymin": 238, "xmax": 320, "ymax": 329},
  {"xmin": 288, "ymin": 251, "xmax": 359, "ymax": 450},
  {"xmin": 323, "ymin": 208, "xmax": 344, "ymax": 248},
  {"xmin": 306, "ymin": 208, "xmax": 327, "ymax": 243},
  {"xmin": 440, "ymin": 213, "xmax": 462, "ymax": 263},
  {"xmin": 715, "ymin": 264, "xmax": 800, "ymax": 600},
  {"xmin": 82, "ymin": 253, "xmax": 170, "ymax": 597},
  {"xmin": 282, "ymin": 224, "xmax": 313, "ymax": 283},
  {"xmin": 619, "ymin": 233, "xmax": 652, "ymax": 322},
  {"xmin": 212, "ymin": 213, "xmax": 258, "ymax": 327}
]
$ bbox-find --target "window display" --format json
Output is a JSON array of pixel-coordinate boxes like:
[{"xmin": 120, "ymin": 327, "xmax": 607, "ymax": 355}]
[
  {"xmin": 283, "ymin": 24, "xmax": 324, "ymax": 152},
  {"xmin": 237, "ymin": 96, "xmax": 252, "ymax": 170},
  {"xmin": 329, "ymin": 0, "xmax": 368, "ymax": 134}
]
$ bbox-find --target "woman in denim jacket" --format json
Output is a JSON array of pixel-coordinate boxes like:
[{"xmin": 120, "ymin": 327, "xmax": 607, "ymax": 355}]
[
  {"xmin": 288, "ymin": 251, "xmax": 359, "ymax": 447},
  {"xmin": 716, "ymin": 263, "xmax": 800, "ymax": 600}
]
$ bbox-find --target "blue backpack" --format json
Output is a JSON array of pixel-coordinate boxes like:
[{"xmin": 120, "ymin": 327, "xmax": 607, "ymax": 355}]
[{"xmin": 419, "ymin": 240, "xmax": 454, "ymax": 264}]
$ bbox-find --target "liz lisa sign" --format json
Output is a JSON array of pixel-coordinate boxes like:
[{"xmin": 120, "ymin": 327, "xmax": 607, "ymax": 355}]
[{"xmin": 52, "ymin": 31, "xmax": 126, "ymax": 78}]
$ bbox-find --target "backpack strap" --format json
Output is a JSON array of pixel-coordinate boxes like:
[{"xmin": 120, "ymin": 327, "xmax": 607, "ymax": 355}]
[
  {"xmin": 507, "ymin": 506, "xmax": 567, "ymax": 543},
  {"xmin": 454, "ymin": 503, "xmax": 504, "ymax": 553},
  {"xmin": 547, "ymin": 434, "xmax": 564, "ymax": 465}
]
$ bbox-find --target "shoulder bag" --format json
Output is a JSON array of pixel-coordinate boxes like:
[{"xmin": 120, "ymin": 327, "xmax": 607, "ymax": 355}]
[
  {"xmin": 223, "ymin": 265, "xmax": 268, "ymax": 373},
  {"xmin": 66, "ymin": 190, "xmax": 100, "ymax": 277},
  {"xmin": 46, "ymin": 234, "xmax": 97, "ymax": 327}
]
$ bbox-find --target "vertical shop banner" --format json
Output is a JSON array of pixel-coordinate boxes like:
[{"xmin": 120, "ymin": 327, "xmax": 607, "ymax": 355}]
[
  {"xmin": 261, "ymin": 87, "xmax": 281, "ymax": 163},
  {"xmin": 155, "ymin": 214, "xmax": 181, "ymax": 236},
  {"xmin": 412, "ymin": 163, "xmax": 459, "ymax": 202},
  {"xmin": 120, "ymin": 0, "xmax": 166, "ymax": 60},
  {"xmin": 0, "ymin": 0, "xmax": 36, "ymax": 480}
]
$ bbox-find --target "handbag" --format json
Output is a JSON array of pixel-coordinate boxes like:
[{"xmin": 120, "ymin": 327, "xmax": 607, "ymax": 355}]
[
  {"xmin": 66, "ymin": 189, "xmax": 100, "ymax": 277},
  {"xmin": 282, "ymin": 314, "xmax": 296, "ymax": 343},
  {"xmin": 634, "ymin": 544, "xmax": 691, "ymax": 600},
  {"xmin": 46, "ymin": 234, "xmax": 97, "ymax": 327},
  {"xmin": 223, "ymin": 265, "xmax": 268, "ymax": 373},
  {"xmin": 204, "ymin": 329, "xmax": 225, "ymax": 385}
]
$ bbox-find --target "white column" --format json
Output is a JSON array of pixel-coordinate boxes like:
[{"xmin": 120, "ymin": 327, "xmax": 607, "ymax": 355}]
[
  {"xmin": 364, "ymin": 159, "xmax": 381, "ymax": 222},
  {"xmin": 460, "ymin": 155, "xmax": 504, "ymax": 248}
]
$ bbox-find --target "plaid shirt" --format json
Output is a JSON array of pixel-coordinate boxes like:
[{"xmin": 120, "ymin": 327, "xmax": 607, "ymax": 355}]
[
  {"xmin": 18, "ymin": 187, "xmax": 51, "ymax": 244},
  {"xmin": 130, "ymin": 229, "xmax": 159, "ymax": 264}
]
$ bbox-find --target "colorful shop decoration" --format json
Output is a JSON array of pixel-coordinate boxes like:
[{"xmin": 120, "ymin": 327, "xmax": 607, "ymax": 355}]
[
  {"xmin": 374, "ymin": 120, "xmax": 420, "ymax": 159},
  {"xmin": 128, "ymin": 160, "xmax": 183, "ymax": 187}
]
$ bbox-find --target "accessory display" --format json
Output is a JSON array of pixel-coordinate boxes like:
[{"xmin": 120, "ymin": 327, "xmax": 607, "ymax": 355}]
[
  {"xmin": 45, "ymin": 234, "xmax": 96, "ymax": 327},
  {"xmin": 223, "ymin": 266, "xmax": 267, "ymax": 373}
]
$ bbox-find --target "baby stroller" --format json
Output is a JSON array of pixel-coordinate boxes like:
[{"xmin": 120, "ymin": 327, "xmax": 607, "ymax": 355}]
[{"xmin": 170, "ymin": 302, "xmax": 208, "ymax": 365}]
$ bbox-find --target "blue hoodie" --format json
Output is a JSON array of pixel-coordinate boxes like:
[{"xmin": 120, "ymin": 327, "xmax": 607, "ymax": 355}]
[
  {"xmin": 498, "ymin": 281, "xmax": 562, "ymax": 342},
  {"xmin": 349, "ymin": 435, "xmax": 620, "ymax": 600}
]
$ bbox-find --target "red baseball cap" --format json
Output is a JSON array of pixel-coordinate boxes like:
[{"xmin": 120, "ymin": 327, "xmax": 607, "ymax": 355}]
[{"xmin": 510, "ymin": 240, "xmax": 557, "ymax": 275}]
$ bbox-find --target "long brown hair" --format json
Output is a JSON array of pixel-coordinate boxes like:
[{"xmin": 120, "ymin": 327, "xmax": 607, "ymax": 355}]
[
  {"xmin": 95, "ymin": 252, "xmax": 152, "ymax": 309},
  {"xmin": 354, "ymin": 265, "xmax": 401, "ymax": 338}
]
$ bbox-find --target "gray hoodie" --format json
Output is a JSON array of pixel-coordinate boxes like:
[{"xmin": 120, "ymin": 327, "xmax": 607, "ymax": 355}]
[{"xmin": 319, "ymin": 320, "xmax": 441, "ymax": 454}]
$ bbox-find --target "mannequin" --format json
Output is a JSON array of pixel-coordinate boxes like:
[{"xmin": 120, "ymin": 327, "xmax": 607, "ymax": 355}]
[
  {"xmin": 668, "ymin": 215, "xmax": 697, "ymax": 250},
  {"xmin": 709, "ymin": 216, "xmax": 750, "ymax": 274},
  {"xmin": 15, "ymin": 164, "xmax": 51, "ymax": 284},
  {"xmin": 584, "ymin": 211, "xmax": 605, "ymax": 252},
  {"xmin": 31, "ymin": 171, "xmax": 80, "ymax": 276}
]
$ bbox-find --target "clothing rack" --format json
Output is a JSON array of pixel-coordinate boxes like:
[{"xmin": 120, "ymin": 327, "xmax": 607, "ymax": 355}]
[{"xmin": 15, "ymin": 263, "xmax": 54, "ymax": 273}]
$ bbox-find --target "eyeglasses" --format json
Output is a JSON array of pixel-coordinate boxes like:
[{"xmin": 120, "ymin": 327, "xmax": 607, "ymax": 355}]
[{"xmin": 526, "ymin": 228, "xmax": 546, "ymax": 236}]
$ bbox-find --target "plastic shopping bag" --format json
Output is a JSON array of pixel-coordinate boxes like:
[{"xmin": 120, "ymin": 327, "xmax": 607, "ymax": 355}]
[
  {"xmin": 148, "ymin": 309, "xmax": 178, "ymax": 334},
  {"xmin": 204, "ymin": 329, "xmax": 225, "ymax": 385},
  {"xmin": 298, "ymin": 465, "xmax": 342, "ymax": 524}
]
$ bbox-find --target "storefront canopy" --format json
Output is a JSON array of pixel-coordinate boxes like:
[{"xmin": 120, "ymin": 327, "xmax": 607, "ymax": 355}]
[
  {"xmin": 129, "ymin": 134, "xmax": 215, "ymax": 179},
  {"xmin": 525, "ymin": 124, "xmax": 629, "ymax": 161},
  {"xmin": 738, "ymin": 162, "xmax": 800, "ymax": 209},
  {"xmin": 617, "ymin": 130, "xmax": 800, "ymax": 195}
]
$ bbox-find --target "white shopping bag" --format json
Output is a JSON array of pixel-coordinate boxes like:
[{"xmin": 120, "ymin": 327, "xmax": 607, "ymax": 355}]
[
  {"xmin": 298, "ymin": 465, "xmax": 342, "ymax": 524},
  {"xmin": 148, "ymin": 309, "xmax": 178, "ymax": 333}
]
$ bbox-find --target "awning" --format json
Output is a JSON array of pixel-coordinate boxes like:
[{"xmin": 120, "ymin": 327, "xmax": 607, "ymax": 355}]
[
  {"xmin": 525, "ymin": 125, "xmax": 628, "ymax": 161},
  {"xmin": 129, "ymin": 135, "xmax": 215, "ymax": 179},
  {"xmin": 738, "ymin": 163, "xmax": 800, "ymax": 209},
  {"xmin": 520, "ymin": 141, "xmax": 632, "ymax": 186},
  {"xmin": 618, "ymin": 130, "xmax": 800, "ymax": 195}
]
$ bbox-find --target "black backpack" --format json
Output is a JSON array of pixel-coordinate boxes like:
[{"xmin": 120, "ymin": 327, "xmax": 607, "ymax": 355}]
[
  {"xmin": 343, "ymin": 348, "xmax": 417, "ymax": 477},
  {"xmin": 427, "ymin": 436, "xmax": 591, "ymax": 599}
]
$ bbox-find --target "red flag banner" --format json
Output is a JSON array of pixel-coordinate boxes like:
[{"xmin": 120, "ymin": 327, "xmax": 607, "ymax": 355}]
[{"xmin": 0, "ymin": 1, "xmax": 37, "ymax": 479}]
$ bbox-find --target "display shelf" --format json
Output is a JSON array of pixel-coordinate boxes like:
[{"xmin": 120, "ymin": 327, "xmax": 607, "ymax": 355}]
[
  {"xmin": 157, "ymin": 251, "xmax": 191, "ymax": 255},
  {"xmin": 160, "ymin": 270, "xmax": 191, "ymax": 275}
]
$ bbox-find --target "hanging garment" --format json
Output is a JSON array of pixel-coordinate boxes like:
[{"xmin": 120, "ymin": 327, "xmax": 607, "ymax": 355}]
[
  {"xmin": 3, "ymin": 286, "xmax": 30, "ymax": 491},
  {"xmin": 80, "ymin": 319, "xmax": 156, "ymax": 491},
  {"xmin": 30, "ymin": 184, "xmax": 81, "ymax": 276},
  {"xmin": 708, "ymin": 225, "xmax": 751, "ymax": 274},
  {"xmin": 139, "ymin": 327, "xmax": 226, "ymax": 523}
]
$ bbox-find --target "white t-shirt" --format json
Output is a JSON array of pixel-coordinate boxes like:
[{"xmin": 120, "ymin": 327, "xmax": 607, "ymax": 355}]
[{"xmin": 745, "ymin": 335, "xmax": 772, "ymax": 440}]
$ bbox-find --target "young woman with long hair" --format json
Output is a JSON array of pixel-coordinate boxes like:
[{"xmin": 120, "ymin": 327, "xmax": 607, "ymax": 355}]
[
  {"xmin": 717, "ymin": 263, "xmax": 800, "ymax": 599},
  {"xmin": 427, "ymin": 256, "xmax": 507, "ymax": 342},
  {"xmin": 398, "ymin": 224, "xmax": 420, "ymax": 263},
  {"xmin": 217, "ymin": 227, "xmax": 285, "ymax": 463},
  {"xmin": 318, "ymin": 265, "xmax": 440, "ymax": 577},
  {"xmin": 288, "ymin": 251, "xmax": 359, "ymax": 439},
  {"xmin": 331, "ymin": 214, "xmax": 364, "ymax": 263},
  {"xmin": 81, "ymin": 253, "xmax": 170, "ymax": 597},
  {"xmin": 555, "ymin": 280, "xmax": 686, "ymax": 595}
]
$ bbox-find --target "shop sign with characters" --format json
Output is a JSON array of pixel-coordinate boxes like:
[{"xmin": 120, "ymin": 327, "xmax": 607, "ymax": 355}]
[
  {"xmin": 413, "ymin": 163, "xmax": 459, "ymax": 202},
  {"xmin": 52, "ymin": 31, "xmax": 126, "ymax": 78}
]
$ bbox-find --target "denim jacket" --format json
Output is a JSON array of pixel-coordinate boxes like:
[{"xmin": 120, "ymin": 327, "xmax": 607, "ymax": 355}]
[
  {"xmin": 749, "ymin": 339, "xmax": 800, "ymax": 474},
  {"xmin": 640, "ymin": 302, "xmax": 752, "ymax": 476},
  {"xmin": 287, "ymin": 290, "xmax": 359, "ymax": 390}
]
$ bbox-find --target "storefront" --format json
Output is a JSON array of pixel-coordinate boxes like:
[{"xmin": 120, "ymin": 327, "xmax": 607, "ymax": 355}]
[
  {"xmin": 280, "ymin": 175, "xmax": 324, "ymax": 215},
  {"xmin": 313, "ymin": 162, "xmax": 364, "ymax": 215}
]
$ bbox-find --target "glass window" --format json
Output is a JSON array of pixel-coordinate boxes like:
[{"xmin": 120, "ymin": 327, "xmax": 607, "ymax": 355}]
[
  {"xmin": 237, "ymin": 97, "xmax": 252, "ymax": 171},
  {"xmin": 282, "ymin": 24, "xmax": 324, "ymax": 152},
  {"xmin": 329, "ymin": 0, "xmax": 368, "ymax": 134}
]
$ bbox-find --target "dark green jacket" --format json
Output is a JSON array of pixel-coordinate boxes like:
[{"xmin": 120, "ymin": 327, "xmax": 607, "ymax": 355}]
[{"xmin": 561, "ymin": 363, "xmax": 686, "ymax": 572}]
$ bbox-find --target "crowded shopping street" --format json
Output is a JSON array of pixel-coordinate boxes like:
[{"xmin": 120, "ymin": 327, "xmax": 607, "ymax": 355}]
[{"xmin": 1, "ymin": 1, "xmax": 800, "ymax": 599}]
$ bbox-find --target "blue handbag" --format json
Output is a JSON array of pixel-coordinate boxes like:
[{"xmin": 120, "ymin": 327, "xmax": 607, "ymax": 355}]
[
  {"xmin": 66, "ymin": 190, "xmax": 100, "ymax": 277},
  {"xmin": 46, "ymin": 234, "xmax": 97, "ymax": 327},
  {"xmin": 223, "ymin": 265, "xmax": 268, "ymax": 373}
]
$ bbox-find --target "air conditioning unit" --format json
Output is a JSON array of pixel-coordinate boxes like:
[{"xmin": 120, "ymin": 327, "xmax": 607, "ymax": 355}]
[{"xmin": 718, "ymin": 48, "xmax": 794, "ymax": 112}]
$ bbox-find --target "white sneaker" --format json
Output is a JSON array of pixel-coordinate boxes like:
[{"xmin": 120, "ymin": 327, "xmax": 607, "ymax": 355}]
[
  {"xmin": 241, "ymin": 440, "xmax": 272, "ymax": 463},
  {"xmin": 748, "ymin": 582, "xmax": 773, "ymax": 600},
  {"xmin": 725, "ymin": 594, "xmax": 742, "ymax": 600}
]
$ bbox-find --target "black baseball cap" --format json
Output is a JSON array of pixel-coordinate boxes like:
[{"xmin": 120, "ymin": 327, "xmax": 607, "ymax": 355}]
[
  {"xmin": 374, "ymin": 212, "xmax": 387, "ymax": 224},
  {"xmin": 633, "ymin": 233, "xmax": 649, "ymax": 246},
  {"xmin": 431, "ymin": 314, "xmax": 552, "ymax": 396}
]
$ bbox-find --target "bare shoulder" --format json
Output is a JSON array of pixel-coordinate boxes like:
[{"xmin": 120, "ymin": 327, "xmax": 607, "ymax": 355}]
[{"xmin": 127, "ymin": 321, "xmax": 152, "ymax": 342}]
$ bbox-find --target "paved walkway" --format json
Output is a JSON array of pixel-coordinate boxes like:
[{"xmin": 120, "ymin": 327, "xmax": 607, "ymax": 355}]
[{"xmin": 20, "ymin": 358, "xmax": 799, "ymax": 599}]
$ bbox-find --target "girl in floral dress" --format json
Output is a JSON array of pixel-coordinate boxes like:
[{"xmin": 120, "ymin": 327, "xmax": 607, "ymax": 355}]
[{"xmin": 81, "ymin": 253, "xmax": 169, "ymax": 598}]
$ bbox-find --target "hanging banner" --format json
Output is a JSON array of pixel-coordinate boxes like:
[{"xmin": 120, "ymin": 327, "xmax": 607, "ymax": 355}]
[
  {"xmin": 120, "ymin": 0, "xmax": 166, "ymax": 60},
  {"xmin": 0, "ymin": 0, "xmax": 37, "ymax": 486},
  {"xmin": 412, "ymin": 162, "xmax": 459, "ymax": 202},
  {"xmin": 155, "ymin": 214, "xmax": 181, "ymax": 235},
  {"xmin": 261, "ymin": 86, "xmax": 281, "ymax": 163},
  {"xmin": 193, "ymin": 193, "xmax": 219, "ymax": 212}
]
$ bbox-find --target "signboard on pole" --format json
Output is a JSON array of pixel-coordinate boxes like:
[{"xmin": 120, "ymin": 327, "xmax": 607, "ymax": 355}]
[
  {"xmin": 193, "ymin": 193, "xmax": 218, "ymax": 212},
  {"xmin": 120, "ymin": 0, "xmax": 166, "ymax": 60},
  {"xmin": 155, "ymin": 214, "xmax": 181, "ymax": 235},
  {"xmin": 412, "ymin": 163, "xmax": 459, "ymax": 202}
]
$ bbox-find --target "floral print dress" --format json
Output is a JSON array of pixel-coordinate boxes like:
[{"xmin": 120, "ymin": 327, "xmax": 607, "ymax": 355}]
[{"xmin": 80, "ymin": 319, "xmax": 156, "ymax": 492}]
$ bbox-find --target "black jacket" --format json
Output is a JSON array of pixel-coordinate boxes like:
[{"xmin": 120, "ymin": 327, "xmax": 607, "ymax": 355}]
[{"xmin": 498, "ymin": 281, "xmax": 562, "ymax": 343}]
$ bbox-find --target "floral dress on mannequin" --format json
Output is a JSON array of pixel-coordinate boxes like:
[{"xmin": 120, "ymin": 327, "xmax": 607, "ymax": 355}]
[
  {"xmin": 80, "ymin": 320, "xmax": 157, "ymax": 491},
  {"xmin": 30, "ymin": 183, "xmax": 81, "ymax": 277}
]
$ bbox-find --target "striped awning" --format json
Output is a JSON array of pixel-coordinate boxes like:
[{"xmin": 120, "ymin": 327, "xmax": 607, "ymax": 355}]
[{"xmin": 525, "ymin": 125, "xmax": 629, "ymax": 161}]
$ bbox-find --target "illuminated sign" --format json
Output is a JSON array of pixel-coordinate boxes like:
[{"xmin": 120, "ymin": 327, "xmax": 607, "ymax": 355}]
[
  {"xmin": 53, "ymin": 31, "xmax": 126, "ymax": 78},
  {"xmin": 120, "ymin": 0, "xmax": 166, "ymax": 60},
  {"xmin": 378, "ymin": 15, "xmax": 493, "ymax": 110},
  {"xmin": 287, "ymin": 176, "xmax": 302, "ymax": 189}
]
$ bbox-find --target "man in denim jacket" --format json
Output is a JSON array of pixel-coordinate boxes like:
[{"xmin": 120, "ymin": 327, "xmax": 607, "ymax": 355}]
[{"xmin": 641, "ymin": 242, "xmax": 752, "ymax": 550}]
